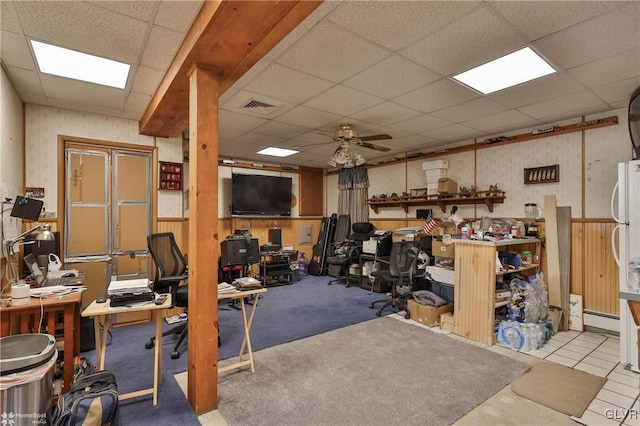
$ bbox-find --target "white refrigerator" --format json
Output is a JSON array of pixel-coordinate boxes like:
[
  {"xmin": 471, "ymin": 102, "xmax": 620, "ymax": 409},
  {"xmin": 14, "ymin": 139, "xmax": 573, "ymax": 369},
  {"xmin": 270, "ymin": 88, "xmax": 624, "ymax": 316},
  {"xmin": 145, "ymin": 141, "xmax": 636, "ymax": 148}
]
[{"xmin": 611, "ymin": 159, "xmax": 640, "ymax": 372}]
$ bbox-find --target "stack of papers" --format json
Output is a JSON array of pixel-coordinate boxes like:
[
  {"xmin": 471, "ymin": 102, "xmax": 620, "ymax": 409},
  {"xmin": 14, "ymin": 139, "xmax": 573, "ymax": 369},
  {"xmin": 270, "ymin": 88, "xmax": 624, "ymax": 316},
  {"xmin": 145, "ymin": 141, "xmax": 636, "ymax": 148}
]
[
  {"xmin": 232, "ymin": 277, "xmax": 262, "ymax": 289},
  {"xmin": 31, "ymin": 286, "xmax": 84, "ymax": 298},
  {"xmin": 218, "ymin": 282, "xmax": 240, "ymax": 294},
  {"xmin": 107, "ymin": 278, "xmax": 152, "ymax": 295}
]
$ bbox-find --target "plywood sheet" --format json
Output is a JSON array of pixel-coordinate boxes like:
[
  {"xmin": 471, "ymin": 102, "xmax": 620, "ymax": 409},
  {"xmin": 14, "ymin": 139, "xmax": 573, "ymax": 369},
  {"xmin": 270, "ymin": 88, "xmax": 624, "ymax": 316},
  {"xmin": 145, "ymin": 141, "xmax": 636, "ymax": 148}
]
[
  {"xmin": 68, "ymin": 152, "xmax": 107, "ymax": 203},
  {"xmin": 117, "ymin": 204, "xmax": 148, "ymax": 251},
  {"xmin": 117, "ymin": 154, "xmax": 148, "ymax": 201},
  {"xmin": 68, "ymin": 206, "xmax": 107, "ymax": 255},
  {"xmin": 544, "ymin": 195, "xmax": 561, "ymax": 308},
  {"xmin": 557, "ymin": 206, "xmax": 572, "ymax": 331}
]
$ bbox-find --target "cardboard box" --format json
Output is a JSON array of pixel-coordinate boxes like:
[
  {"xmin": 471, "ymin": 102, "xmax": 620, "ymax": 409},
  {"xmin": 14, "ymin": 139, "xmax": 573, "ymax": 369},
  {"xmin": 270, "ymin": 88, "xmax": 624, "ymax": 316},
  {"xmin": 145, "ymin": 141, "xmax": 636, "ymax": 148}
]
[
  {"xmin": 432, "ymin": 240, "xmax": 455, "ymax": 258},
  {"xmin": 440, "ymin": 312, "xmax": 455, "ymax": 332},
  {"xmin": 438, "ymin": 177, "xmax": 458, "ymax": 194},
  {"xmin": 432, "ymin": 222, "xmax": 457, "ymax": 236},
  {"xmin": 422, "ymin": 160, "xmax": 449, "ymax": 170},
  {"xmin": 425, "ymin": 169, "xmax": 447, "ymax": 179},
  {"xmin": 407, "ymin": 299, "xmax": 454, "ymax": 327}
]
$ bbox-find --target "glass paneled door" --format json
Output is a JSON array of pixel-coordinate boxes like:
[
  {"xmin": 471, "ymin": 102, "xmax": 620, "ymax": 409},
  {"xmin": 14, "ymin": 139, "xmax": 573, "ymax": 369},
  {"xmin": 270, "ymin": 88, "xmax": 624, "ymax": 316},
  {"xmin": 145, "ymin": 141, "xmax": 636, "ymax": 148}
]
[{"xmin": 65, "ymin": 144, "xmax": 152, "ymax": 322}]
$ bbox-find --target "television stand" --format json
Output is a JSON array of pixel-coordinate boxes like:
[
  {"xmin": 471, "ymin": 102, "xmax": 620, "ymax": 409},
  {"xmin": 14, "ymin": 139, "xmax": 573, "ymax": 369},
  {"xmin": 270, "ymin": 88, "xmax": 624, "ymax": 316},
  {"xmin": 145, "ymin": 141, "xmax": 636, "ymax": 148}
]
[{"xmin": 259, "ymin": 251, "xmax": 293, "ymax": 286}]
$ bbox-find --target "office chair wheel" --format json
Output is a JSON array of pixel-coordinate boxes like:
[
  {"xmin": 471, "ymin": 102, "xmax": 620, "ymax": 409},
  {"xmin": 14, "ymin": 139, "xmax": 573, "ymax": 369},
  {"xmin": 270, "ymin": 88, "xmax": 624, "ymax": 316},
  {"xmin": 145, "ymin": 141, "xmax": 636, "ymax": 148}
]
[
  {"xmin": 171, "ymin": 350, "xmax": 180, "ymax": 359},
  {"xmin": 145, "ymin": 340, "xmax": 154, "ymax": 350},
  {"xmin": 376, "ymin": 311, "xmax": 382, "ymax": 317},
  {"xmin": 369, "ymin": 303, "xmax": 375, "ymax": 309},
  {"xmin": 404, "ymin": 312, "xmax": 410, "ymax": 319}
]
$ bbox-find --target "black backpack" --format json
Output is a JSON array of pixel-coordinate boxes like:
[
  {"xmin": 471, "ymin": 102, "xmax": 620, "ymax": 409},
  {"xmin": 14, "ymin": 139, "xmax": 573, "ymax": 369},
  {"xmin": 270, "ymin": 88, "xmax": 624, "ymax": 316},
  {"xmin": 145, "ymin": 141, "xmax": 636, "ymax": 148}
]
[{"xmin": 52, "ymin": 359, "xmax": 120, "ymax": 426}]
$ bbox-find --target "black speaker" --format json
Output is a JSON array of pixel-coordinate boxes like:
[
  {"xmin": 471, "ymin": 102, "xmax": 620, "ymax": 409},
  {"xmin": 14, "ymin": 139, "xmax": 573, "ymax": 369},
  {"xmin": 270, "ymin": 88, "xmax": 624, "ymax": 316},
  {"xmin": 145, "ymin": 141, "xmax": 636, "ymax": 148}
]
[
  {"xmin": 268, "ymin": 228, "xmax": 282, "ymax": 250},
  {"xmin": 80, "ymin": 317, "xmax": 95, "ymax": 352},
  {"xmin": 220, "ymin": 238, "xmax": 259, "ymax": 266},
  {"xmin": 417, "ymin": 209, "xmax": 432, "ymax": 219}
]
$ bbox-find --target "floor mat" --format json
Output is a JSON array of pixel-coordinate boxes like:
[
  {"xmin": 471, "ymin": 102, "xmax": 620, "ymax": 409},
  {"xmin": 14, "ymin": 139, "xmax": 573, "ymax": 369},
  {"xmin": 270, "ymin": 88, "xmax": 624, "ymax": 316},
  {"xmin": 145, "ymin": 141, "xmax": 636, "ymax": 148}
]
[{"xmin": 510, "ymin": 361, "xmax": 606, "ymax": 417}]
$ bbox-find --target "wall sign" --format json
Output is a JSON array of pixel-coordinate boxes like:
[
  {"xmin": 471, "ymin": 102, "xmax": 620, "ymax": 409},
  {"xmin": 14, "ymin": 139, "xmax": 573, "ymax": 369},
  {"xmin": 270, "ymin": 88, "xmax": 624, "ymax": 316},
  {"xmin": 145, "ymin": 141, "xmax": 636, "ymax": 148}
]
[
  {"xmin": 159, "ymin": 161, "xmax": 183, "ymax": 190},
  {"xmin": 524, "ymin": 164, "xmax": 559, "ymax": 184}
]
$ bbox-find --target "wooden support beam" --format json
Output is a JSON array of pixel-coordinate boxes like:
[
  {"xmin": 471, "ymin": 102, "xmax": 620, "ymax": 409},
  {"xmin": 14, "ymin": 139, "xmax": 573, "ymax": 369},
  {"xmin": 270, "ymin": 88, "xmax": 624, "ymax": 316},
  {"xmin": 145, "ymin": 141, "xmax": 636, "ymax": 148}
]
[
  {"xmin": 187, "ymin": 66, "xmax": 220, "ymax": 414},
  {"xmin": 139, "ymin": 1, "xmax": 322, "ymax": 138}
]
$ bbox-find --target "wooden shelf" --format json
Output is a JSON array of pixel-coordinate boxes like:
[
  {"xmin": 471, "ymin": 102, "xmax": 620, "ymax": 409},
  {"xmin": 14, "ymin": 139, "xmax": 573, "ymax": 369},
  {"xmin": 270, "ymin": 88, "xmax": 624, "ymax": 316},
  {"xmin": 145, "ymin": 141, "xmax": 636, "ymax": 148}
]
[
  {"xmin": 367, "ymin": 190, "xmax": 505, "ymax": 213},
  {"xmin": 496, "ymin": 264, "xmax": 539, "ymax": 276}
]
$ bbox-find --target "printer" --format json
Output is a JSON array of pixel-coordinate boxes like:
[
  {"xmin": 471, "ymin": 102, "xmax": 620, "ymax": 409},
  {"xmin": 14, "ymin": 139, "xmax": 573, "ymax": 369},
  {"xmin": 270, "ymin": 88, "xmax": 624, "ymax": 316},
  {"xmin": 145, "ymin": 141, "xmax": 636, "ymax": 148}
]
[{"xmin": 362, "ymin": 231, "xmax": 392, "ymax": 256}]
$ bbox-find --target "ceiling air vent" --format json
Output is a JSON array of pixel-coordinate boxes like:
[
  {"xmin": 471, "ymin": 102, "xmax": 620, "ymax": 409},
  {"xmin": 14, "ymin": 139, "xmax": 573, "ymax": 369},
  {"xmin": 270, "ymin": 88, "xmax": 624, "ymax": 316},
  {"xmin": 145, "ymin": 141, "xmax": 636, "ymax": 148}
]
[{"xmin": 241, "ymin": 99, "xmax": 280, "ymax": 115}]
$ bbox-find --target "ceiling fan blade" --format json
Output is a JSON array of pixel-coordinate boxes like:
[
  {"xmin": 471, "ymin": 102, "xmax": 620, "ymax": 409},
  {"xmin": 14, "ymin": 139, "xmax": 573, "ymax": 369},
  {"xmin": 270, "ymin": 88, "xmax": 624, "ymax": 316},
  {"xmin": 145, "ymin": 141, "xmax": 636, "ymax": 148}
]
[
  {"xmin": 359, "ymin": 134, "xmax": 392, "ymax": 142},
  {"xmin": 358, "ymin": 141, "xmax": 391, "ymax": 152}
]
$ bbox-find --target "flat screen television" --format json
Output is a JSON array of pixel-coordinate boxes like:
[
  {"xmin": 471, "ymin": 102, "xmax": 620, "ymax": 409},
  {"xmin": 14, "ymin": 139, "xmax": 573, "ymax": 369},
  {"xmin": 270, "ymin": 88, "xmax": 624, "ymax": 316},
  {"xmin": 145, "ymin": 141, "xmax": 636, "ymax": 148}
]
[{"xmin": 231, "ymin": 173, "xmax": 292, "ymax": 216}]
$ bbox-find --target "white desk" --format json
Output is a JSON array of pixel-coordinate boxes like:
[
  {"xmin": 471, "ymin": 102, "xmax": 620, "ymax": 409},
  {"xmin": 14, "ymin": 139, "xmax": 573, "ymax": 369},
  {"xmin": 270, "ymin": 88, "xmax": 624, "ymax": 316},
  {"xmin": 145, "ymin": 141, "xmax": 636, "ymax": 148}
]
[
  {"xmin": 81, "ymin": 295, "xmax": 172, "ymax": 405},
  {"xmin": 218, "ymin": 287, "xmax": 267, "ymax": 374}
]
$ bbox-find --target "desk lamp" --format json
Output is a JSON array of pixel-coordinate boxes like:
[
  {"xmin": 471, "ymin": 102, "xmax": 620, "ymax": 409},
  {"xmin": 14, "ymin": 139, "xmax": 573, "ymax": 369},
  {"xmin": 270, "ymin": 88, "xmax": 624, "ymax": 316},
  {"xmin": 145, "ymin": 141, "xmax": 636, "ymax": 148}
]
[{"xmin": 2, "ymin": 196, "xmax": 45, "ymax": 285}]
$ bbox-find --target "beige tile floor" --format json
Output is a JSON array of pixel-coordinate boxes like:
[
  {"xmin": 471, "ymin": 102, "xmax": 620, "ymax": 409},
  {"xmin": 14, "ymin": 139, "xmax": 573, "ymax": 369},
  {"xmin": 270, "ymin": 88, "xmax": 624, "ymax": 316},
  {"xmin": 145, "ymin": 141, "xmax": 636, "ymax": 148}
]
[{"xmin": 177, "ymin": 315, "xmax": 640, "ymax": 426}]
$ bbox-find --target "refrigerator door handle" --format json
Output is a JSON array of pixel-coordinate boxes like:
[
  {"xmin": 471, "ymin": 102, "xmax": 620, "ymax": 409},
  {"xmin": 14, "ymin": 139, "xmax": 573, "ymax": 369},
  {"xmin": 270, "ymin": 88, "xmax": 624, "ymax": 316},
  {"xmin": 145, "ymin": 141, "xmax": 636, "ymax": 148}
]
[
  {"xmin": 610, "ymin": 180, "xmax": 620, "ymax": 223},
  {"xmin": 611, "ymin": 223, "xmax": 622, "ymax": 268}
]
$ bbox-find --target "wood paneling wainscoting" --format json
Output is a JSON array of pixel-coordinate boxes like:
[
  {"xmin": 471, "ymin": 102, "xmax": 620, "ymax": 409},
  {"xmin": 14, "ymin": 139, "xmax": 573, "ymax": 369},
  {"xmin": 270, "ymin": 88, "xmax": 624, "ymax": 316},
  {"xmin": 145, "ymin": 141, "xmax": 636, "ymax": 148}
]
[{"xmin": 370, "ymin": 218, "xmax": 620, "ymax": 317}]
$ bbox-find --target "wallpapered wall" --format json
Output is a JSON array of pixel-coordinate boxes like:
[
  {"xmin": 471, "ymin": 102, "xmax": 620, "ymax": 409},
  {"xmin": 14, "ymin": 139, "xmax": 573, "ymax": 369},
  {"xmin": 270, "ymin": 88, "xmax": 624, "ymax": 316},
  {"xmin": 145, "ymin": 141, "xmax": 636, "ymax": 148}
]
[
  {"xmin": 1, "ymin": 68, "xmax": 26, "ymax": 241},
  {"xmin": 23, "ymin": 104, "xmax": 184, "ymax": 218},
  {"xmin": 327, "ymin": 107, "xmax": 630, "ymax": 220}
]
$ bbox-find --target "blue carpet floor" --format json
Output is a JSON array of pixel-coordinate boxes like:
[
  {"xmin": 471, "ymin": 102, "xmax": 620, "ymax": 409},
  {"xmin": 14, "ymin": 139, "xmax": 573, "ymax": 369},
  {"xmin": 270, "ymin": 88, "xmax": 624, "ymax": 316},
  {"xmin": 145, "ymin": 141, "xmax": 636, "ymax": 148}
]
[{"xmin": 81, "ymin": 274, "xmax": 391, "ymax": 425}]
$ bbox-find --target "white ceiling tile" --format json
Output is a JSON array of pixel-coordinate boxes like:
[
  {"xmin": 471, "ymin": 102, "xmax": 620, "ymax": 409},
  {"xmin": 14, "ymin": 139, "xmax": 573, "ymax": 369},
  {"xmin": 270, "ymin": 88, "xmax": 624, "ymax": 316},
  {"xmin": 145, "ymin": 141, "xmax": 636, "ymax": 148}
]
[
  {"xmin": 235, "ymin": 131, "xmax": 284, "ymax": 147},
  {"xmin": 487, "ymin": 73, "xmax": 584, "ymax": 108},
  {"xmin": 231, "ymin": 59, "xmax": 271, "ymax": 90},
  {"xmin": 130, "ymin": 65, "xmax": 165, "ymax": 97},
  {"xmin": 518, "ymin": 91, "xmax": 608, "ymax": 121},
  {"xmin": 41, "ymin": 74, "xmax": 126, "ymax": 109},
  {"xmin": 154, "ymin": 1, "xmax": 203, "ymax": 32},
  {"xmin": 303, "ymin": 85, "xmax": 383, "ymax": 116},
  {"xmin": 252, "ymin": 121, "xmax": 309, "ymax": 139},
  {"xmin": 123, "ymin": 92, "xmax": 152, "ymax": 118},
  {"xmin": 329, "ymin": 1, "xmax": 481, "ymax": 51},
  {"xmin": 489, "ymin": 0, "xmax": 621, "ymax": 40},
  {"xmin": 219, "ymin": 109, "xmax": 269, "ymax": 132},
  {"xmin": 569, "ymin": 48, "xmax": 640, "ymax": 88},
  {"xmin": 45, "ymin": 97, "xmax": 123, "ymax": 117},
  {"xmin": 276, "ymin": 20, "xmax": 390, "ymax": 83},
  {"xmin": 94, "ymin": 1, "xmax": 157, "ymax": 22},
  {"xmin": 218, "ymin": 126, "xmax": 247, "ymax": 141},
  {"xmin": 427, "ymin": 124, "xmax": 483, "ymax": 142},
  {"xmin": 394, "ymin": 79, "xmax": 479, "ymax": 114},
  {"xmin": 244, "ymin": 64, "xmax": 333, "ymax": 104},
  {"xmin": 400, "ymin": 6, "xmax": 528, "ymax": 76},
  {"xmin": 221, "ymin": 90, "xmax": 294, "ymax": 120},
  {"xmin": 431, "ymin": 98, "xmax": 510, "ymax": 123},
  {"xmin": 389, "ymin": 114, "xmax": 453, "ymax": 134},
  {"xmin": 534, "ymin": 4, "xmax": 640, "ymax": 69},
  {"xmin": 1, "ymin": 1, "xmax": 21, "ymax": 33},
  {"xmin": 386, "ymin": 134, "xmax": 437, "ymax": 150},
  {"xmin": 351, "ymin": 102, "xmax": 422, "ymax": 126},
  {"xmin": 140, "ymin": 25, "xmax": 184, "ymax": 69},
  {"xmin": 262, "ymin": 1, "xmax": 340, "ymax": 62},
  {"xmin": 275, "ymin": 106, "xmax": 342, "ymax": 129},
  {"xmin": 1, "ymin": 30, "xmax": 35, "ymax": 70},
  {"xmin": 14, "ymin": 1, "xmax": 147, "ymax": 64},
  {"xmin": 6, "ymin": 67, "xmax": 43, "ymax": 97},
  {"xmin": 462, "ymin": 110, "xmax": 542, "ymax": 133},
  {"xmin": 592, "ymin": 77, "xmax": 640, "ymax": 107},
  {"xmin": 20, "ymin": 91, "xmax": 47, "ymax": 105},
  {"xmin": 343, "ymin": 54, "xmax": 442, "ymax": 100}
]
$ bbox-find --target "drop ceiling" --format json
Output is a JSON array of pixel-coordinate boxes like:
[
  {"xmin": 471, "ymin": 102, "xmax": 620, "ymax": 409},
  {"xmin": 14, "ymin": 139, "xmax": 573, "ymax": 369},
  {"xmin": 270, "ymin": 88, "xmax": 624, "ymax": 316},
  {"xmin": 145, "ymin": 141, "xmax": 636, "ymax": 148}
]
[{"xmin": 2, "ymin": 1, "xmax": 639, "ymax": 169}]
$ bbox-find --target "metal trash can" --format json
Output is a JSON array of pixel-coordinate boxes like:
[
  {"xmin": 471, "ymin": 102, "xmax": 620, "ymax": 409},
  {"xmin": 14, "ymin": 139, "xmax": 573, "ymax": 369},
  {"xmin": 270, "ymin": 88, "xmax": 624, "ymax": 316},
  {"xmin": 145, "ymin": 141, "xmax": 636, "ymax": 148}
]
[{"xmin": 0, "ymin": 334, "xmax": 57, "ymax": 425}]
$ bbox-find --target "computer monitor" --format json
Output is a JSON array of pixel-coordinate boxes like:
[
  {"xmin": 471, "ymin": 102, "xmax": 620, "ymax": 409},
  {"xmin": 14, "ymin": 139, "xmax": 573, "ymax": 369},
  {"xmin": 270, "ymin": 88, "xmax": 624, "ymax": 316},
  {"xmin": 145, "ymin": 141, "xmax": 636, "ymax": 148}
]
[{"xmin": 10, "ymin": 196, "xmax": 43, "ymax": 221}]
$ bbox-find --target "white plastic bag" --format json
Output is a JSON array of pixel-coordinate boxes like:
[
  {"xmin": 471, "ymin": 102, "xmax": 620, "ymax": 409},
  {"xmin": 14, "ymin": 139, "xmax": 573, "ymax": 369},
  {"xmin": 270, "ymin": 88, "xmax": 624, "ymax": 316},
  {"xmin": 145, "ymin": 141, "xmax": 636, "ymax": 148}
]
[{"xmin": 48, "ymin": 253, "xmax": 62, "ymax": 272}]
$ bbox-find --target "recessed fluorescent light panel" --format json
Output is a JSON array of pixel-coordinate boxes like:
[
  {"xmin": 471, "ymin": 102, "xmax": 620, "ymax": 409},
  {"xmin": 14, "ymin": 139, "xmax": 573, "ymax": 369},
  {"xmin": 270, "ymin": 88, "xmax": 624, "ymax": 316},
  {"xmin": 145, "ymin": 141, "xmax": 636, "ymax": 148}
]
[
  {"xmin": 452, "ymin": 47, "xmax": 555, "ymax": 94},
  {"xmin": 30, "ymin": 40, "xmax": 130, "ymax": 89},
  {"xmin": 257, "ymin": 147, "xmax": 298, "ymax": 158}
]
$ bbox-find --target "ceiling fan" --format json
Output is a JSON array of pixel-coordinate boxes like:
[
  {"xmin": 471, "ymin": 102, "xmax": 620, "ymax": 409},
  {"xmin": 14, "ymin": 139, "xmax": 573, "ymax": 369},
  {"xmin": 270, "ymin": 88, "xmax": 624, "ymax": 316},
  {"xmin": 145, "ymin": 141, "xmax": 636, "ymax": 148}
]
[
  {"xmin": 326, "ymin": 124, "xmax": 393, "ymax": 168},
  {"xmin": 332, "ymin": 123, "xmax": 392, "ymax": 152}
]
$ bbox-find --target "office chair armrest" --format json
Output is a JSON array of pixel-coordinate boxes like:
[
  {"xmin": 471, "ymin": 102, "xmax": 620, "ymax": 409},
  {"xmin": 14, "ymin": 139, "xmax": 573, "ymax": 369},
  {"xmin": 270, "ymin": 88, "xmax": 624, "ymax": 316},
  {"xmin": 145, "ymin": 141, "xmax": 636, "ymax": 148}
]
[{"xmin": 157, "ymin": 274, "xmax": 188, "ymax": 282}]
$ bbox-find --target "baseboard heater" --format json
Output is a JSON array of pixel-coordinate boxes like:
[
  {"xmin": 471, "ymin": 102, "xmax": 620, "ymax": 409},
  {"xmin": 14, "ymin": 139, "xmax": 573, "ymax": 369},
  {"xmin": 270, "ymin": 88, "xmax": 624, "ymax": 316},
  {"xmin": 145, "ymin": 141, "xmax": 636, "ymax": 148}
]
[{"xmin": 583, "ymin": 310, "xmax": 620, "ymax": 333}]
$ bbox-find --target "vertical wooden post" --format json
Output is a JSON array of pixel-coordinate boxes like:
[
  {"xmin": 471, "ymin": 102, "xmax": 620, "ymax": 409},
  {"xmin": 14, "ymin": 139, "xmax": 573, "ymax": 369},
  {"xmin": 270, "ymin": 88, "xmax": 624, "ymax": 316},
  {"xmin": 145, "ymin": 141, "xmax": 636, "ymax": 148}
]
[{"xmin": 187, "ymin": 65, "xmax": 219, "ymax": 413}]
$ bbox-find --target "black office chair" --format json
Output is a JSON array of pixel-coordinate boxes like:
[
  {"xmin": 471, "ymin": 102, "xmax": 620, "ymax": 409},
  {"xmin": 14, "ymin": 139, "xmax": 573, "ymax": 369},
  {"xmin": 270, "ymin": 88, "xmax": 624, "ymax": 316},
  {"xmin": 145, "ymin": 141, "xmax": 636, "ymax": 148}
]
[
  {"xmin": 325, "ymin": 215, "xmax": 352, "ymax": 286},
  {"xmin": 369, "ymin": 240, "xmax": 419, "ymax": 318},
  {"xmin": 144, "ymin": 232, "xmax": 189, "ymax": 359},
  {"xmin": 327, "ymin": 222, "xmax": 374, "ymax": 287}
]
